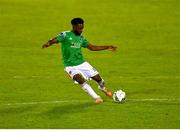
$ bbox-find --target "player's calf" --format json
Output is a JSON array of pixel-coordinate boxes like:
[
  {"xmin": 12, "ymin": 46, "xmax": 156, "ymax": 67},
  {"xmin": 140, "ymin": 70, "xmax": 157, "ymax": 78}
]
[
  {"xmin": 92, "ymin": 76, "xmax": 113, "ymax": 97},
  {"xmin": 73, "ymin": 74, "xmax": 102, "ymax": 103},
  {"xmin": 97, "ymin": 79, "xmax": 112, "ymax": 96}
]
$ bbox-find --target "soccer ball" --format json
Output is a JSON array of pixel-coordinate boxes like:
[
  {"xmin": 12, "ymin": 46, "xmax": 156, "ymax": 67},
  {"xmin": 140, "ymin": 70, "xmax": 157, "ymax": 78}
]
[{"xmin": 113, "ymin": 90, "xmax": 126, "ymax": 103}]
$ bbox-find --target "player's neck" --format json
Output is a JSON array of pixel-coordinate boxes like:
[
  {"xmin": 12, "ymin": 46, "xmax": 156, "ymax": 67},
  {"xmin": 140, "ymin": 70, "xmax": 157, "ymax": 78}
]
[{"xmin": 71, "ymin": 30, "xmax": 81, "ymax": 36}]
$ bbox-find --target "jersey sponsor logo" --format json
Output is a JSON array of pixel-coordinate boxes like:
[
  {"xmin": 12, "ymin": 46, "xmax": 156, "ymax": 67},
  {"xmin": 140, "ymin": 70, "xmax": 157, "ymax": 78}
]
[{"xmin": 70, "ymin": 42, "xmax": 81, "ymax": 48}]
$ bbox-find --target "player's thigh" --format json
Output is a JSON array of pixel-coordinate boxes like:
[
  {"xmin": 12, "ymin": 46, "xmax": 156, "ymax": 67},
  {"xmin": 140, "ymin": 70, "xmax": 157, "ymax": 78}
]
[
  {"xmin": 73, "ymin": 74, "xmax": 86, "ymax": 84},
  {"xmin": 91, "ymin": 74, "xmax": 102, "ymax": 82}
]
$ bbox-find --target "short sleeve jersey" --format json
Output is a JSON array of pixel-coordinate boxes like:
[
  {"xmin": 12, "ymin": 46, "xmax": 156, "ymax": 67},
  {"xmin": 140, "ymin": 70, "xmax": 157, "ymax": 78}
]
[{"xmin": 56, "ymin": 31, "xmax": 89, "ymax": 67}]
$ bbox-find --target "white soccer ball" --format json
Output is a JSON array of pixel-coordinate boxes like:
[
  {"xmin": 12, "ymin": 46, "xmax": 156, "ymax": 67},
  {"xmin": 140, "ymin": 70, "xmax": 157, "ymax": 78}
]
[{"xmin": 113, "ymin": 90, "xmax": 126, "ymax": 103}]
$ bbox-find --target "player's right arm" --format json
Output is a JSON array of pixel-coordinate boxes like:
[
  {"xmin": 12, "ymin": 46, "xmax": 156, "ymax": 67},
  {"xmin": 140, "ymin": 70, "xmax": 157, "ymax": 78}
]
[
  {"xmin": 42, "ymin": 37, "xmax": 58, "ymax": 49},
  {"xmin": 42, "ymin": 32, "xmax": 66, "ymax": 49}
]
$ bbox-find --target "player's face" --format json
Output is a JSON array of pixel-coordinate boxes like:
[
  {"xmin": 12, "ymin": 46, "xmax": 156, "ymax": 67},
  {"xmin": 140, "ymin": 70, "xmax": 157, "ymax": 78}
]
[{"xmin": 73, "ymin": 24, "xmax": 84, "ymax": 35}]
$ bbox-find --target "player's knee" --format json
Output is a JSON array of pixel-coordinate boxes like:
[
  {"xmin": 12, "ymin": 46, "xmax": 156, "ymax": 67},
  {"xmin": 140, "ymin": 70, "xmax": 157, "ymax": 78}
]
[{"xmin": 73, "ymin": 74, "xmax": 85, "ymax": 84}]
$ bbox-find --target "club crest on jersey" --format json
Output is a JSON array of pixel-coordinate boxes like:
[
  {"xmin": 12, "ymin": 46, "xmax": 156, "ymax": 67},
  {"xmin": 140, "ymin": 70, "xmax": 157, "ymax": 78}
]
[
  {"xmin": 70, "ymin": 42, "xmax": 81, "ymax": 48},
  {"xmin": 60, "ymin": 32, "xmax": 66, "ymax": 38}
]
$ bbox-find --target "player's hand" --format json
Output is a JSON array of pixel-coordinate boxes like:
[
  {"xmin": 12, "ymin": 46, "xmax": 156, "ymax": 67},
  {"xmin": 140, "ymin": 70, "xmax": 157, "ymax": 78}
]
[
  {"xmin": 108, "ymin": 46, "xmax": 117, "ymax": 52},
  {"xmin": 42, "ymin": 43, "xmax": 49, "ymax": 49}
]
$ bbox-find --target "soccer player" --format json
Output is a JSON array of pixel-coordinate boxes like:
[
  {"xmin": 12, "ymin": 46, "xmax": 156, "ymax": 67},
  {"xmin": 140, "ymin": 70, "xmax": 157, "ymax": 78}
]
[{"xmin": 42, "ymin": 18, "xmax": 117, "ymax": 104}]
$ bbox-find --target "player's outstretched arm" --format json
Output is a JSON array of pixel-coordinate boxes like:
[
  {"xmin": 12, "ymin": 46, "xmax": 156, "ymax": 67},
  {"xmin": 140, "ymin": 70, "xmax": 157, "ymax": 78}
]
[
  {"xmin": 87, "ymin": 43, "xmax": 117, "ymax": 51},
  {"xmin": 42, "ymin": 37, "xmax": 58, "ymax": 49}
]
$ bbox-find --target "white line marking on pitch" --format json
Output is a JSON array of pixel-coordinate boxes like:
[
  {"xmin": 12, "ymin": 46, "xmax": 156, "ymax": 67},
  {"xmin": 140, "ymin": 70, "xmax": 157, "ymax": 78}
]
[
  {"xmin": 0, "ymin": 99, "xmax": 180, "ymax": 106},
  {"xmin": 12, "ymin": 75, "xmax": 180, "ymax": 79},
  {"xmin": 128, "ymin": 98, "xmax": 180, "ymax": 101},
  {"xmin": 0, "ymin": 100, "xmax": 85, "ymax": 106}
]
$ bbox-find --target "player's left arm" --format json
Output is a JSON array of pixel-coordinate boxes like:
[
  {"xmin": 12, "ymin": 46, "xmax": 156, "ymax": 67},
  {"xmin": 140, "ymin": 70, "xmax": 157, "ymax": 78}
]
[{"xmin": 87, "ymin": 43, "xmax": 117, "ymax": 51}]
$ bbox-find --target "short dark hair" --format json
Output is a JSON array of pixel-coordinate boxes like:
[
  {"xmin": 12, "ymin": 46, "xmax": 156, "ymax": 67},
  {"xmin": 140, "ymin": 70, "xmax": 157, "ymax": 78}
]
[{"xmin": 71, "ymin": 17, "xmax": 84, "ymax": 25}]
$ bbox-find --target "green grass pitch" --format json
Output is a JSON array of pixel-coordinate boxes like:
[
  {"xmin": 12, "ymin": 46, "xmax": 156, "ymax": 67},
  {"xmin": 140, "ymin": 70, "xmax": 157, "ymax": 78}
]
[{"xmin": 0, "ymin": 0, "xmax": 180, "ymax": 128}]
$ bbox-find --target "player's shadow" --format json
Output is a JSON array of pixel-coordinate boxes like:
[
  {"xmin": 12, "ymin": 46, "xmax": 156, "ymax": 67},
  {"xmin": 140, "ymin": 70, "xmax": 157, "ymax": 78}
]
[
  {"xmin": 0, "ymin": 106, "xmax": 34, "ymax": 115},
  {"xmin": 41, "ymin": 102, "xmax": 94, "ymax": 118}
]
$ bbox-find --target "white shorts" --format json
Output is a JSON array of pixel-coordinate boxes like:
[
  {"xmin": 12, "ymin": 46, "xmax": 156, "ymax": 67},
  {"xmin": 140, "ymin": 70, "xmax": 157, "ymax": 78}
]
[{"xmin": 64, "ymin": 62, "xmax": 99, "ymax": 80}]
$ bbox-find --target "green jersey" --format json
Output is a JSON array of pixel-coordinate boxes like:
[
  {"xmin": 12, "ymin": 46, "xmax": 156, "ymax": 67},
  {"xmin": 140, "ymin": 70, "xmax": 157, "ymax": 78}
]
[{"xmin": 56, "ymin": 31, "xmax": 89, "ymax": 67}]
